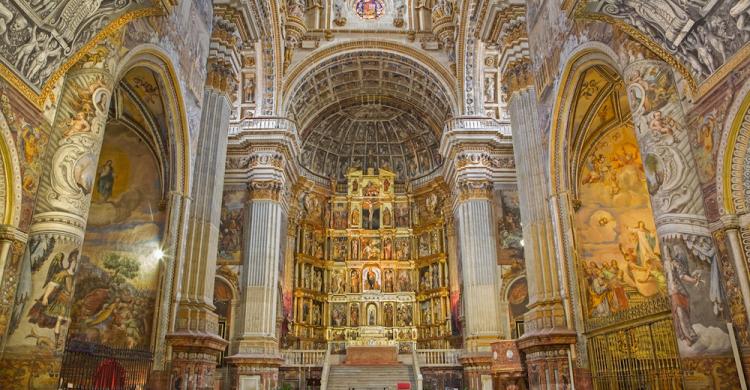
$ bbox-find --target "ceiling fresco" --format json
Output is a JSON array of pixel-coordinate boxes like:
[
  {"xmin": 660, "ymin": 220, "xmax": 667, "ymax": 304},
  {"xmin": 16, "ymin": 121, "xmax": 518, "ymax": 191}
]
[
  {"xmin": 300, "ymin": 103, "xmax": 441, "ymax": 182},
  {"xmin": 0, "ymin": 0, "xmax": 153, "ymax": 92},
  {"xmin": 582, "ymin": 1, "xmax": 750, "ymax": 86}
]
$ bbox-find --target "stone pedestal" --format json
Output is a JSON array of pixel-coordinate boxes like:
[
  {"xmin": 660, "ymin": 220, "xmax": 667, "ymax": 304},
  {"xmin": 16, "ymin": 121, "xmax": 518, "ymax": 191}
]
[
  {"xmin": 460, "ymin": 353, "xmax": 493, "ymax": 390},
  {"xmin": 490, "ymin": 340, "xmax": 524, "ymax": 389},
  {"xmin": 166, "ymin": 332, "xmax": 229, "ymax": 390},
  {"xmin": 225, "ymin": 354, "xmax": 284, "ymax": 390}
]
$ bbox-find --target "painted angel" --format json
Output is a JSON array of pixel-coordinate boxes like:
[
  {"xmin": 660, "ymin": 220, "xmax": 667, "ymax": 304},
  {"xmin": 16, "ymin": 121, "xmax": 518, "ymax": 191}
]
[{"xmin": 28, "ymin": 249, "xmax": 79, "ymax": 344}]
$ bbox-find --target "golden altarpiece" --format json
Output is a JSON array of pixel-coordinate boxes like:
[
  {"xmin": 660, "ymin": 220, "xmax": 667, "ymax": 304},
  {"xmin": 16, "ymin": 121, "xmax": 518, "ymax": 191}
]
[{"xmin": 291, "ymin": 169, "xmax": 452, "ymax": 353}]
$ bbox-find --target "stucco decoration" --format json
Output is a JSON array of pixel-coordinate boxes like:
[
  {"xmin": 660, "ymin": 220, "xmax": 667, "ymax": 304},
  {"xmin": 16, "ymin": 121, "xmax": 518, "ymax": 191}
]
[
  {"xmin": 583, "ymin": 1, "xmax": 750, "ymax": 89},
  {"xmin": 0, "ymin": 0, "xmax": 155, "ymax": 95}
]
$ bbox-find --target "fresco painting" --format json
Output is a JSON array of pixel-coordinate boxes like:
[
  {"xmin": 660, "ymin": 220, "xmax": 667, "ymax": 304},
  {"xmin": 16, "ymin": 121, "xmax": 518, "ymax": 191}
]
[
  {"xmin": 493, "ymin": 189, "xmax": 523, "ymax": 265},
  {"xmin": 66, "ymin": 124, "xmax": 165, "ymax": 350},
  {"xmin": 218, "ymin": 188, "xmax": 247, "ymax": 264},
  {"xmin": 575, "ymin": 124, "xmax": 666, "ymax": 318}
]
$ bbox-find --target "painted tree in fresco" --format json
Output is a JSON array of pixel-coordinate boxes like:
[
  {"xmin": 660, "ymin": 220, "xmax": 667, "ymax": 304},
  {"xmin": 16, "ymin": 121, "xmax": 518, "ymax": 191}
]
[{"xmin": 102, "ymin": 253, "xmax": 140, "ymax": 286}]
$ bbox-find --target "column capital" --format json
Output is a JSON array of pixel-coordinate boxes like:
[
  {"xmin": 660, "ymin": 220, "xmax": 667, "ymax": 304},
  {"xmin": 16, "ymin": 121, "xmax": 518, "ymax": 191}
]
[
  {"xmin": 248, "ymin": 179, "xmax": 285, "ymax": 202},
  {"xmin": 440, "ymin": 117, "xmax": 515, "ymax": 187},
  {"xmin": 501, "ymin": 56, "xmax": 533, "ymax": 100},
  {"xmin": 456, "ymin": 180, "xmax": 494, "ymax": 202},
  {"xmin": 0, "ymin": 225, "xmax": 28, "ymax": 245}
]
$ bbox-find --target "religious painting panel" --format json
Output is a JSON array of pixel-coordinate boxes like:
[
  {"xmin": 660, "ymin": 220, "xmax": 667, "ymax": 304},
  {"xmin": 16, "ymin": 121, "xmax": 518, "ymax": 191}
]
[
  {"xmin": 395, "ymin": 202, "xmax": 410, "ymax": 227},
  {"xmin": 397, "ymin": 269, "xmax": 412, "ymax": 291},
  {"xmin": 493, "ymin": 188, "xmax": 524, "ymax": 265},
  {"xmin": 218, "ymin": 187, "xmax": 247, "ymax": 264},
  {"xmin": 383, "ymin": 268, "xmax": 395, "ymax": 292},
  {"xmin": 332, "ymin": 202, "xmax": 348, "ymax": 229},
  {"xmin": 67, "ymin": 124, "xmax": 166, "ymax": 350},
  {"xmin": 362, "ymin": 265, "xmax": 382, "ymax": 291},
  {"xmin": 332, "ymin": 237, "xmax": 348, "ymax": 261},
  {"xmin": 361, "ymin": 237, "xmax": 381, "ymax": 261},
  {"xmin": 350, "ymin": 303, "xmax": 360, "ymax": 327},
  {"xmin": 397, "ymin": 303, "xmax": 413, "ymax": 326},
  {"xmin": 575, "ymin": 124, "xmax": 664, "ymax": 319},
  {"xmin": 331, "ymin": 303, "xmax": 348, "ymax": 327},
  {"xmin": 395, "ymin": 237, "xmax": 411, "ymax": 260},
  {"xmin": 383, "ymin": 303, "xmax": 394, "ymax": 327}
]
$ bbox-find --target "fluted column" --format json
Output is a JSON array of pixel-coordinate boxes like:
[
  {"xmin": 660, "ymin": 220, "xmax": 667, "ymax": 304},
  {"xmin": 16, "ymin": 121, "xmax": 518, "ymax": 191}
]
[
  {"xmin": 223, "ymin": 116, "xmax": 299, "ymax": 389},
  {"xmin": 225, "ymin": 180, "xmax": 286, "ymax": 390},
  {"xmin": 0, "ymin": 59, "xmax": 117, "ymax": 385},
  {"xmin": 455, "ymin": 181, "xmax": 503, "ymax": 348},
  {"xmin": 440, "ymin": 116, "xmax": 515, "ymax": 390},
  {"xmin": 504, "ymin": 57, "xmax": 576, "ymax": 389}
]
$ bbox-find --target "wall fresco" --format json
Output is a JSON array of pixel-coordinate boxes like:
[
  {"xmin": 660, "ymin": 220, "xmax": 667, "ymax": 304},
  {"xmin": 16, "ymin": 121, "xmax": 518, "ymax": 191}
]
[{"xmin": 65, "ymin": 123, "xmax": 165, "ymax": 349}]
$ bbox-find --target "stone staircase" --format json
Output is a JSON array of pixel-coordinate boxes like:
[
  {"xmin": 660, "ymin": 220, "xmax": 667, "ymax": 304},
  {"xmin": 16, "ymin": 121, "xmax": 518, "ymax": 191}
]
[{"xmin": 327, "ymin": 364, "xmax": 416, "ymax": 390}]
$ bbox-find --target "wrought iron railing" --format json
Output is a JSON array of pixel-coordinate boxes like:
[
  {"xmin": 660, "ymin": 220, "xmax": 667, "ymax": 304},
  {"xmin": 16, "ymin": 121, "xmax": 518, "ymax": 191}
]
[{"xmin": 59, "ymin": 340, "xmax": 153, "ymax": 389}]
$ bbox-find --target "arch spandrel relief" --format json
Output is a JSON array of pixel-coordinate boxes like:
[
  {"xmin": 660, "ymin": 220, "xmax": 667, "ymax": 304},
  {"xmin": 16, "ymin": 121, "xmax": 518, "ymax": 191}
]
[
  {"xmin": 0, "ymin": 0, "xmax": 158, "ymax": 101},
  {"xmin": 580, "ymin": 1, "xmax": 750, "ymax": 92}
]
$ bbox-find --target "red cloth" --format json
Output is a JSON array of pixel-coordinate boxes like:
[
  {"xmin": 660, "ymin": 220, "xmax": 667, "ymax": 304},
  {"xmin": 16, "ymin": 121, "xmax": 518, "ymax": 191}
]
[
  {"xmin": 397, "ymin": 383, "xmax": 411, "ymax": 390},
  {"xmin": 93, "ymin": 359, "xmax": 126, "ymax": 389}
]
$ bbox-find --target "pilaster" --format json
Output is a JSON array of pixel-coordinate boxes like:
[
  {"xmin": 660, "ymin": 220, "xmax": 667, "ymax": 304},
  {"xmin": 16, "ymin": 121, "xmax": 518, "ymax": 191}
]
[
  {"xmin": 504, "ymin": 53, "xmax": 577, "ymax": 388},
  {"xmin": 165, "ymin": 8, "xmax": 243, "ymax": 389}
]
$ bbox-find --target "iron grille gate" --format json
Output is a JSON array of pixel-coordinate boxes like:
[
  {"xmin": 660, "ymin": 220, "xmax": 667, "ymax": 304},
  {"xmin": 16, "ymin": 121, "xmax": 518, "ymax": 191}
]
[
  {"xmin": 588, "ymin": 317, "xmax": 682, "ymax": 390},
  {"xmin": 59, "ymin": 340, "xmax": 153, "ymax": 389}
]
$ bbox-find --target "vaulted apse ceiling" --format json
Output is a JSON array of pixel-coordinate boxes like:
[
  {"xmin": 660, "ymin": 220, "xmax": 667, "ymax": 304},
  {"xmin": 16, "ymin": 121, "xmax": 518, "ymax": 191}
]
[{"xmin": 288, "ymin": 51, "xmax": 454, "ymax": 182}]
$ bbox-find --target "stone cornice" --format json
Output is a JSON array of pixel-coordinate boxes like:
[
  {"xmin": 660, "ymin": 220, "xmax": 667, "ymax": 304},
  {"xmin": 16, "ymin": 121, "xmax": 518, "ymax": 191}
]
[{"xmin": 439, "ymin": 117, "xmax": 515, "ymax": 188}]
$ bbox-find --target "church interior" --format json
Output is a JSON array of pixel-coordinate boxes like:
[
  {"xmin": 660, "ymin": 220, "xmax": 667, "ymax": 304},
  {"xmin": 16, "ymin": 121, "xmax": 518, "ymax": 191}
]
[{"xmin": 1, "ymin": 0, "xmax": 750, "ymax": 389}]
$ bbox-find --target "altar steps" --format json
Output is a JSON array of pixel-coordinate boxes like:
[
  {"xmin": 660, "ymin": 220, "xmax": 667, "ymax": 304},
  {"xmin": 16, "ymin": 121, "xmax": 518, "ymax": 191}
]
[{"xmin": 327, "ymin": 364, "xmax": 415, "ymax": 390}]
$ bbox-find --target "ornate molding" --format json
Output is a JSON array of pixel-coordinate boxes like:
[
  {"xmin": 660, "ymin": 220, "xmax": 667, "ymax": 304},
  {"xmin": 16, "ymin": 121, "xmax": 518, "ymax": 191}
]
[
  {"xmin": 502, "ymin": 57, "xmax": 533, "ymax": 98},
  {"xmin": 457, "ymin": 180, "xmax": 493, "ymax": 202},
  {"xmin": 0, "ymin": 6, "xmax": 161, "ymax": 108},
  {"xmin": 248, "ymin": 180, "xmax": 285, "ymax": 202}
]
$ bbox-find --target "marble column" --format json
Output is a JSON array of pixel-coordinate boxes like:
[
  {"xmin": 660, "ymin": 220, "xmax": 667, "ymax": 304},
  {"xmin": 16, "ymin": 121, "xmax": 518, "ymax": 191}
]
[
  {"xmin": 623, "ymin": 59, "xmax": 740, "ymax": 385},
  {"xmin": 0, "ymin": 63, "xmax": 116, "ymax": 386},
  {"xmin": 226, "ymin": 180, "xmax": 287, "ymax": 390},
  {"xmin": 504, "ymin": 57, "xmax": 577, "ymax": 388},
  {"xmin": 454, "ymin": 180, "xmax": 503, "ymax": 349}
]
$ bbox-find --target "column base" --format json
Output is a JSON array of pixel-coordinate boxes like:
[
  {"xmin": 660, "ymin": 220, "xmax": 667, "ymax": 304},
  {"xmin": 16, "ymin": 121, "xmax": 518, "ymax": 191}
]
[
  {"xmin": 166, "ymin": 331, "xmax": 229, "ymax": 390},
  {"xmin": 517, "ymin": 328, "xmax": 577, "ymax": 390},
  {"xmin": 491, "ymin": 340, "xmax": 525, "ymax": 389},
  {"xmin": 225, "ymin": 353, "xmax": 284, "ymax": 390},
  {"xmin": 460, "ymin": 351, "xmax": 493, "ymax": 390}
]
